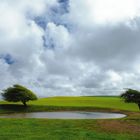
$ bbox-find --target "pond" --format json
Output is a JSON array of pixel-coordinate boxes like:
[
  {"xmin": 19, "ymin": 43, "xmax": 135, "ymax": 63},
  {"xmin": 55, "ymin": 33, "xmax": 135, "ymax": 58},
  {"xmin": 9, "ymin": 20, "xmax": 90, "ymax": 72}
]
[{"xmin": 0, "ymin": 111, "xmax": 126, "ymax": 119}]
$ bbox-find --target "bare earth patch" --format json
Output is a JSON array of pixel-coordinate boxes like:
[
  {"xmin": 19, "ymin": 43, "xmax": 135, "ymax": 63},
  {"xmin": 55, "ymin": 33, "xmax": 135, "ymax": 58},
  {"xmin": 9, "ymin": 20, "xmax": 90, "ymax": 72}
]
[{"xmin": 97, "ymin": 119, "xmax": 140, "ymax": 134}]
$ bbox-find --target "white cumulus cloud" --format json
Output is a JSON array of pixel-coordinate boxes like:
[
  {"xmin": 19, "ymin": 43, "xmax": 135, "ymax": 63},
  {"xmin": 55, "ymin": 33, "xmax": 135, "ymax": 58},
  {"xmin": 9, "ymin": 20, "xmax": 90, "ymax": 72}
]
[{"xmin": 0, "ymin": 0, "xmax": 140, "ymax": 97}]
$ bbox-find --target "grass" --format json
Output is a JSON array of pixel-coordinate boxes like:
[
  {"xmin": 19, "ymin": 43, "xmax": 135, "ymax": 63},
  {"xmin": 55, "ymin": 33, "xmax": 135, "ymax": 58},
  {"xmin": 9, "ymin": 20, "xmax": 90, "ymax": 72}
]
[
  {"xmin": 29, "ymin": 96, "xmax": 139, "ymax": 111},
  {"xmin": 0, "ymin": 96, "xmax": 139, "ymax": 114},
  {"xmin": 0, "ymin": 96, "xmax": 139, "ymax": 140},
  {"xmin": 0, "ymin": 119, "xmax": 139, "ymax": 140},
  {"xmin": 0, "ymin": 96, "xmax": 139, "ymax": 112}
]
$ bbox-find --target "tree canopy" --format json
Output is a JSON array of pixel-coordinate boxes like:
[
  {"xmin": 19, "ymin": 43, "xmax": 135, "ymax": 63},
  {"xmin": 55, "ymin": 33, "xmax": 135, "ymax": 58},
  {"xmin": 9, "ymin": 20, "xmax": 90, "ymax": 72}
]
[
  {"xmin": 1, "ymin": 84, "xmax": 38, "ymax": 107},
  {"xmin": 121, "ymin": 89, "xmax": 140, "ymax": 110}
]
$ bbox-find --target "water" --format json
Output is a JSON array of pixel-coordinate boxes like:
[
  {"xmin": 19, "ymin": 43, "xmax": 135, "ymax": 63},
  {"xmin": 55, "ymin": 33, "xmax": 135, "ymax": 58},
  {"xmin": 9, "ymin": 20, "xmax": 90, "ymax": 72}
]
[{"xmin": 0, "ymin": 111, "xmax": 126, "ymax": 119}]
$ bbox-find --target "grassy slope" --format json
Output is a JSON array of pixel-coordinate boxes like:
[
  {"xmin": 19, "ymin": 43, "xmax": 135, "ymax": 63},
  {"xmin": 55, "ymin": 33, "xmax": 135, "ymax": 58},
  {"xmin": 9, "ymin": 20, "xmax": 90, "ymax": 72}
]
[
  {"xmin": 0, "ymin": 96, "xmax": 139, "ymax": 113},
  {"xmin": 0, "ymin": 119, "xmax": 139, "ymax": 140},
  {"xmin": 29, "ymin": 96, "xmax": 139, "ymax": 111},
  {"xmin": 0, "ymin": 96, "xmax": 139, "ymax": 140}
]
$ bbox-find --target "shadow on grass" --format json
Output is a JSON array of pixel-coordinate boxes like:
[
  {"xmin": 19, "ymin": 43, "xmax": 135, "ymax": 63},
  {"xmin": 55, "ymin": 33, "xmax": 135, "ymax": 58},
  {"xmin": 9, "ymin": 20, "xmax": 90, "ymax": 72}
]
[
  {"xmin": 0, "ymin": 104, "xmax": 126, "ymax": 114},
  {"xmin": 0, "ymin": 104, "xmax": 28, "ymax": 113}
]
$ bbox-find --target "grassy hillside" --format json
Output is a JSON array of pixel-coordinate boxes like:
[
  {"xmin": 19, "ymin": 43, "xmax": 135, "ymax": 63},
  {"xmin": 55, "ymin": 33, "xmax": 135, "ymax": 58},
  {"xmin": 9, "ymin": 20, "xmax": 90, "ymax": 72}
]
[
  {"xmin": 0, "ymin": 96, "xmax": 139, "ymax": 112},
  {"xmin": 0, "ymin": 96, "xmax": 138, "ymax": 115},
  {"xmin": 28, "ymin": 96, "xmax": 139, "ymax": 111}
]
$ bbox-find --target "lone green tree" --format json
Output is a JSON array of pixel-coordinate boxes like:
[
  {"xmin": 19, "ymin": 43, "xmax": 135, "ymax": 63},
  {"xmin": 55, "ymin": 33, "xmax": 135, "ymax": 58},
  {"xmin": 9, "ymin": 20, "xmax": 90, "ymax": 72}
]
[
  {"xmin": 121, "ymin": 89, "xmax": 140, "ymax": 110},
  {"xmin": 1, "ymin": 84, "xmax": 38, "ymax": 107}
]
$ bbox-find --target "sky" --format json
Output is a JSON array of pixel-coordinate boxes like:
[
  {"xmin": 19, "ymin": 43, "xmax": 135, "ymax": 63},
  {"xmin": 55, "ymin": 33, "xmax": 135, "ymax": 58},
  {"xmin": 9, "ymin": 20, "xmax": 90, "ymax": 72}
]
[{"xmin": 0, "ymin": 0, "xmax": 140, "ymax": 97}]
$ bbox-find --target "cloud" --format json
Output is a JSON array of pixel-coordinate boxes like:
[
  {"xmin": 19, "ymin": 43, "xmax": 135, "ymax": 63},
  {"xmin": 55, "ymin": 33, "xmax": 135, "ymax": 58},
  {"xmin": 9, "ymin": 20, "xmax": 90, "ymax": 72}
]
[
  {"xmin": 0, "ymin": 0, "xmax": 140, "ymax": 97},
  {"xmin": 45, "ymin": 22, "xmax": 72, "ymax": 49},
  {"xmin": 69, "ymin": 21, "xmax": 140, "ymax": 71},
  {"xmin": 68, "ymin": 0, "xmax": 140, "ymax": 25}
]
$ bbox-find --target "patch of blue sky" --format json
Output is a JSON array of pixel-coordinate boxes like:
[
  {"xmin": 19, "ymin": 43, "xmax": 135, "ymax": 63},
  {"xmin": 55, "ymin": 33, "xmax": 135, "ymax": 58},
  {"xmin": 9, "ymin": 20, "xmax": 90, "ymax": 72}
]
[
  {"xmin": 34, "ymin": 0, "xmax": 69, "ymax": 29},
  {"xmin": 58, "ymin": 0, "xmax": 69, "ymax": 12},
  {"xmin": 44, "ymin": 35, "xmax": 55, "ymax": 50},
  {"xmin": 34, "ymin": 16, "xmax": 47, "ymax": 29},
  {"xmin": 33, "ymin": 0, "xmax": 73, "ymax": 50},
  {"xmin": 0, "ymin": 54, "xmax": 15, "ymax": 65}
]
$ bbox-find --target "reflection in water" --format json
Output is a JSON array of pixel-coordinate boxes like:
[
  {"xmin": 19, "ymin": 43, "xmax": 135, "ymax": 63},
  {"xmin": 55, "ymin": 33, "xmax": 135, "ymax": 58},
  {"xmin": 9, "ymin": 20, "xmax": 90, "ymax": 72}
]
[{"xmin": 0, "ymin": 112, "xmax": 126, "ymax": 119}]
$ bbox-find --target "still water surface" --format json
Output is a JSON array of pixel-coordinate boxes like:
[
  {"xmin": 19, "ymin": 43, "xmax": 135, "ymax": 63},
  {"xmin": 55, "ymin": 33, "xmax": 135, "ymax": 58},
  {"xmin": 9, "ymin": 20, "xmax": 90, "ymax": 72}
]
[{"xmin": 0, "ymin": 111, "xmax": 126, "ymax": 119}]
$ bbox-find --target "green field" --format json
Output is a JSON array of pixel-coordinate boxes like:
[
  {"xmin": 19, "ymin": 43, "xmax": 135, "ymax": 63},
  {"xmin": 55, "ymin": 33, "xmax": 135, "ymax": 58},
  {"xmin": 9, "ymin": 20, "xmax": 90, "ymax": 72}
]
[
  {"xmin": 30, "ymin": 96, "xmax": 139, "ymax": 111},
  {"xmin": 0, "ymin": 96, "xmax": 139, "ymax": 140},
  {"xmin": 0, "ymin": 96, "xmax": 139, "ymax": 112}
]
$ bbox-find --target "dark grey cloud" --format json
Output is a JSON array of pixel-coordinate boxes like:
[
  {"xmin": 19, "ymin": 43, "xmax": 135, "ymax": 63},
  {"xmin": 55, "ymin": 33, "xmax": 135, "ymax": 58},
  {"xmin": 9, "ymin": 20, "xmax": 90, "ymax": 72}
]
[{"xmin": 70, "ymin": 20, "xmax": 140, "ymax": 71}]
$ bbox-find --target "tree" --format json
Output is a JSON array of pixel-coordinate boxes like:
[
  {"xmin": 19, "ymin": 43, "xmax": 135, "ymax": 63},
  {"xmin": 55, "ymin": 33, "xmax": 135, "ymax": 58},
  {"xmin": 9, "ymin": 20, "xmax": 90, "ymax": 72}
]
[
  {"xmin": 1, "ymin": 84, "xmax": 38, "ymax": 107},
  {"xmin": 121, "ymin": 89, "xmax": 140, "ymax": 110}
]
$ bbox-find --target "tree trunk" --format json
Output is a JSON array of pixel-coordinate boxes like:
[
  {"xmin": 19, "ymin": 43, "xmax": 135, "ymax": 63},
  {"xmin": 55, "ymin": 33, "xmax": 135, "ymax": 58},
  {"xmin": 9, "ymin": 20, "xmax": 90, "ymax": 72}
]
[
  {"xmin": 22, "ymin": 101, "xmax": 27, "ymax": 107},
  {"xmin": 138, "ymin": 103, "xmax": 140, "ymax": 110}
]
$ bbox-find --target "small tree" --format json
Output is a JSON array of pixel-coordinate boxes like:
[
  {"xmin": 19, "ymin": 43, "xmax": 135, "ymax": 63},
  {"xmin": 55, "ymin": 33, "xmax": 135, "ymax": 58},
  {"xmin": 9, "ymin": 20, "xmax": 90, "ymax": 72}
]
[
  {"xmin": 1, "ymin": 84, "xmax": 38, "ymax": 107},
  {"xmin": 121, "ymin": 89, "xmax": 140, "ymax": 110}
]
